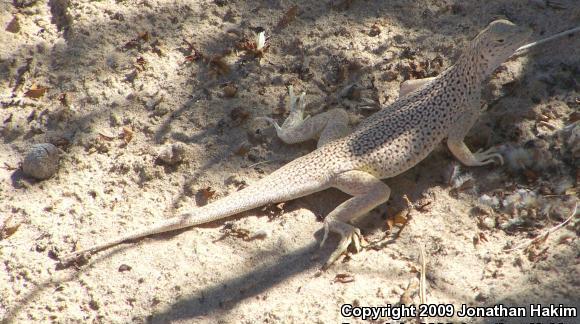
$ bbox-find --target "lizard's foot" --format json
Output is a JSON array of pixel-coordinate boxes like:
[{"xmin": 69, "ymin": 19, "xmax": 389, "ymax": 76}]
[
  {"xmin": 257, "ymin": 85, "xmax": 351, "ymax": 146},
  {"xmin": 320, "ymin": 220, "xmax": 362, "ymax": 268},
  {"xmin": 473, "ymin": 146, "xmax": 504, "ymax": 166},
  {"xmin": 448, "ymin": 140, "xmax": 505, "ymax": 167},
  {"xmin": 256, "ymin": 85, "xmax": 310, "ymax": 142}
]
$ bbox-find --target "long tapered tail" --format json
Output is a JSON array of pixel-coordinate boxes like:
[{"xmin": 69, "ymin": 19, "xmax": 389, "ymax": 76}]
[{"xmin": 60, "ymin": 159, "xmax": 332, "ymax": 263}]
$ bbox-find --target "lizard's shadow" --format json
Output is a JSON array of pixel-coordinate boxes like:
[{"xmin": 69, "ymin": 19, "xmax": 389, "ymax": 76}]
[{"xmin": 142, "ymin": 148, "xmax": 461, "ymax": 323}]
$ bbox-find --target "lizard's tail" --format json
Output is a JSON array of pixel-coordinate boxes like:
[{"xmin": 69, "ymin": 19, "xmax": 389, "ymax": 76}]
[{"xmin": 60, "ymin": 162, "xmax": 331, "ymax": 264}]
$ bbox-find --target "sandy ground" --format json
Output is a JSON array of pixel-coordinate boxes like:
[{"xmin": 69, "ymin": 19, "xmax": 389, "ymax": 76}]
[{"xmin": 1, "ymin": 0, "xmax": 579, "ymax": 323}]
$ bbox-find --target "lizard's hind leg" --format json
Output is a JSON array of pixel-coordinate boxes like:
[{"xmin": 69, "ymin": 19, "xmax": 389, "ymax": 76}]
[
  {"xmin": 321, "ymin": 170, "xmax": 391, "ymax": 268},
  {"xmin": 258, "ymin": 86, "xmax": 350, "ymax": 148}
]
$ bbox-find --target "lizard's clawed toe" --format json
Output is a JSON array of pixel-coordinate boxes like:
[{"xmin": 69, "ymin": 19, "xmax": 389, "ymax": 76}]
[
  {"xmin": 322, "ymin": 220, "xmax": 362, "ymax": 269},
  {"xmin": 474, "ymin": 146, "xmax": 504, "ymax": 166}
]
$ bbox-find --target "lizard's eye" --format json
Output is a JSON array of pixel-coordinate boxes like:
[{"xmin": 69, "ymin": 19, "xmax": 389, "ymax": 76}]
[{"xmin": 496, "ymin": 39, "xmax": 505, "ymax": 43}]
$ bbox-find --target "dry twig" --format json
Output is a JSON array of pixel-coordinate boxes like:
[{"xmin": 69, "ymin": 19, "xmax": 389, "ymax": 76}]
[
  {"xmin": 418, "ymin": 245, "xmax": 427, "ymax": 305},
  {"xmin": 503, "ymin": 202, "xmax": 577, "ymax": 252}
]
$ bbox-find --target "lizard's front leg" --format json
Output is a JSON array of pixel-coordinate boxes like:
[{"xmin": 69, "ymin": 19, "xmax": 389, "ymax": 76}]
[
  {"xmin": 258, "ymin": 86, "xmax": 350, "ymax": 148},
  {"xmin": 447, "ymin": 109, "xmax": 503, "ymax": 166},
  {"xmin": 321, "ymin": 170, "xmax": 391, "ymax": 268},
  {"xmin": 399, "ymin": 77, "xmax": 436, "ymax": 98}
]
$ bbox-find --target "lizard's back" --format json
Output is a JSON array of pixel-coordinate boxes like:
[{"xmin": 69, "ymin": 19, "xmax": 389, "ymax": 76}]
[{"xmin": 308, "ymin": 68, "xmax": 474, "ymax": 179}]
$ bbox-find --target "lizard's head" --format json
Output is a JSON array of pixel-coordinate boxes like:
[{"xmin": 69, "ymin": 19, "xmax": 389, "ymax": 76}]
[{"xmin": 469, "ymin": 19, "xmax": 532, "ymax": 75}]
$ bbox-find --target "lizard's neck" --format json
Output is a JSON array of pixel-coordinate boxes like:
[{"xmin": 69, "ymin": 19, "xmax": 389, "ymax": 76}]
[{"xmin": 453, "ymin": 44, "xmax": 490, "ymax": 85}]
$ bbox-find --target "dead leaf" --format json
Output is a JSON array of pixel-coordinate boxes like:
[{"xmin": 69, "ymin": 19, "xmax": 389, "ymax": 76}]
[
  {"xmin": 369, "ymin": 23, "xmax": 381, "ymax": 36},
  {"xmin": 24, "ymin": 85, "xmax": 48, "ymax": 99},
  {"xmin": 225, "ymin": 176, "xmax": 248, "ymax": 190},
  {"xmin": 527, "ymin": 246, "xmax": 549, "ymax": 263},
  {"xmin": 523, "ymin": 232, "xmax": 551, "ymax": 262},
  {"xmin": 393, "ymin": 211, "xmax": 408, "ymax": 225},
  {"xmin": 124, "ymin": 31, "xmax": 149, "ymax": 49},
  {"xmin": 275, "ymin": 202, "xmax": 286, "ymax": 213},
  {"xmin": 223, "ymin": 85, "xmax": 237, "ymax": 98},
  {"xmin": 336, "ymin": 64, "xmax": 348, "ymax": 83},
  {"xmin": 58, "ymin": 93, "xmax": 68, "ymax": 106},
  {"xmin": 138, "ymin": 31, "xmax": 150, "ymax": 42},
  {"xmin": 387, "ymin": 209, "xmax": 409, "ymax": 231},
  {"xmin": 150, "ymin": 39, "xmax": 164, "ymax": 56},
  {"xmin": 207, "ymin": 55, "xmax": 230, "ymax": 75},
  {"xmin": 135, "ymin": 57, "xmax": 147, "ymax": 71},
  {"xmin": 261, "ymin": 202, "xmax": 286, "ymax": 218},
  {"xmin": 386, "ymin": 217, "xmax": 395, "ymax": 231},
  {"xmin": 184, "ymin": 53, "xmax": 202, "ymax": 63},
  {"xmin": 416, "ymin": 200, "xmax": 432, "ymax": 212},
  {"xmin": 557, "ymin": 234, "xmax": 574, "ymax": 245},
  {"xmin": 200, "ymin": 187, "xmax": 216, "ymax": 200},
  {"xmin": 276, "ymin": 5, "xmax": 299, "ymax": 30},
  {"xmin": 182, "ymin": 39, "xmax": 203, "ymax": 63},
  {"xmin": 230, "ymin": 107, "xmax": 249, "ymax": 124},
  {"xmin": 220, "ymin": 223, "xmax": 251, "ymax": 240},
  {"xmin": 479, "ymin": 232, "xmax": 488, "ymax": 243},
  {"xmin": 399, "ymin": 280, "xmax": 418, "ymax": 305},
  {"xmin": 234, "ymin": 143, "xmax": 250, "ymax": 156},
  {"xmin": 52, "ymin": 136, "xmax": 71, "ymax": 148},
  {"xmin": 523, "ymin": 169, "xmax": 538, "ymax": 183},
  {"xmin": 1, "ymin": 215, "xmax": 23, "ymax": 240},
  {"xmin": 532, "ymin": 232, "xmax": 550, "ymax": 248},
  {"xmin": 2, "ymin": 162, "xmax": 18, "ymax": 171},
  {"xmin": 235, "ymin": 38, "xmax": 257, "ymax": 52},
  {"xmin": 455, "ymin": 177, "xmax": 475, "ymax": 192},
  {"xmin": 98, "ymin": 132, "xmax": 115, "ymax": 141},
  {"xmin": 334, "ymin": 273, "xmax": 355, "ymax": 283},
  {"xmin": 6, "ymin": 16, "xmax": 20, "ymax": 33},
  {"xmin": 120, "ymin": 127, "xmax": 133, "ymax": 144}
]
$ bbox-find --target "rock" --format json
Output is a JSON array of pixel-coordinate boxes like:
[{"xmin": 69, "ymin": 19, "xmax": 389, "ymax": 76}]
[
  {"xmin": 22, "ymin": 143, "xmax": 60, "ymax": 180},
  {"xmin": 157, "ymin": 143, "xmax": 186, "ymax": 165},
  {"xmin": 13, "ymin": 0, "xmax": 39, "ymax": 8},
  {"xmin": 481, "ymin": 217, "xmax": 496, "ymax": 230}
]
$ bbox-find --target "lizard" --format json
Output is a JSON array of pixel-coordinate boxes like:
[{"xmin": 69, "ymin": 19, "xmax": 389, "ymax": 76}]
[{"xmin": 61, "ymin": 20, "xmax": 531, "ymax": 268}]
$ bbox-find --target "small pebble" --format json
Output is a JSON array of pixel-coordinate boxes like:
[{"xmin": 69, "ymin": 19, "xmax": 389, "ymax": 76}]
[
  {"xmin": 157, "ymin": 143, "xmax": 186, "ymax": 165},
  {"xmin": 118, "ymin": 264, "xmax": 132, "ymax": 272},
  {"xmin": 22, "ymin": 143, "xmax": 60, "ymax": 180},
  {"xmin": 481, "ymin": 217, "xmax": 496, "ymax": 230}
]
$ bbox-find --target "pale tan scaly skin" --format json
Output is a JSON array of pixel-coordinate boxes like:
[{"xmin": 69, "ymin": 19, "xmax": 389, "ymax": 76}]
[{"xmin": 61, "ymin": 20, "xmax": 531, "ymax": 268}]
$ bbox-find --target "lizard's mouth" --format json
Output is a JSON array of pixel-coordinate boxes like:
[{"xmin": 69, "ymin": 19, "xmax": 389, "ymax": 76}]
[{"xmin": 517, "ymin": 26, "xmax": 534, "ymax": 44}]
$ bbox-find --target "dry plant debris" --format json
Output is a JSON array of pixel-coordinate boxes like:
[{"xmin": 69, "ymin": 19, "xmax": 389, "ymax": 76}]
[
  {"xmin": 334, "ymin": 273, "xmax": 355, "ymax": 283},
  {"xmin": 24, "ymin": 84, "xmax": 48, "ymax": 99},
  {"xmin": 276, "ymin": 5, "xmax": 299, "ymax": 30},
  {"xmin": 0, "ymin": 214, "xmax": 23, "ymax": 240}
]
